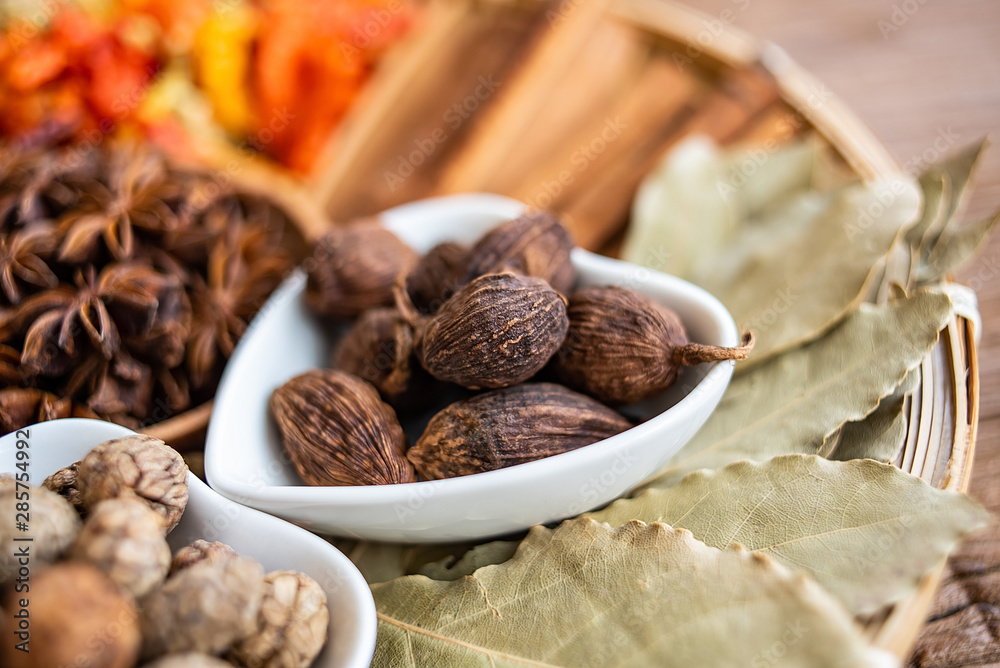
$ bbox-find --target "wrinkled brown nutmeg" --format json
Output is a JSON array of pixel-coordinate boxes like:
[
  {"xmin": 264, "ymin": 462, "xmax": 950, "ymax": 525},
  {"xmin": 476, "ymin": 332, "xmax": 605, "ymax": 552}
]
[
  {"xmin": 170, "ymin": 539, "xmax": 239, "ymax": 575},
  {"xmin": 71, "ymin": 498, "xmax": 171, "ymax": 598},
  {"xmin": 229, "ymin": 570, "xmax": 329, "ymax": 668},
  {"xmin": 43, "ymin": 462, "xmax": 84, "ymax": 510},
  {"xmin": 413, "ymin": 272, "xmax": 569, "ymax": 390},
  {"xmin": 408, "ymin": 383, "xmax": 632, "ymax": 479},
  {"xmin": 551, "ymin": 286, "xmax": 754, "ymax": 405},
  {"xmin": 270, "ymin": 369, "xmax": 417, "ymax": 486},
  {"xmin": 140, "ymin": 556, "xmax": 265, "ymax": 659},
  {"xmin": 0, "ymin": 563, "xmax": 141, "ymax": 668},
  {"xmin": 405, "ymin": 241, "xmax": 469, "ymax": 314},
  {"xmin": 75, "ymin": 435, "xmax": 189, "ymax": 532},
  {"xmin": 305, "ymin": 220, "xmax": 418, "ymax": 318},
  {"xmin": 0, "ymin": 480, "xmax": 80, "ymax": 582},
  {"xmin": 459, "ymin": 211, "xmax": 576, "ymax": 295}
]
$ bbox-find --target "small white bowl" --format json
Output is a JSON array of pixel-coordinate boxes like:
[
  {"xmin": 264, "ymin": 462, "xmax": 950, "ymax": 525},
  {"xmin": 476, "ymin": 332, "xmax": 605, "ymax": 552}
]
[
  {"xmin": 0, "ymin": 418, "xmax": 376, "ymax": 668},
  {"xmin": 205, "ymin": 194, "xmax": 739, "ymax": 543}
]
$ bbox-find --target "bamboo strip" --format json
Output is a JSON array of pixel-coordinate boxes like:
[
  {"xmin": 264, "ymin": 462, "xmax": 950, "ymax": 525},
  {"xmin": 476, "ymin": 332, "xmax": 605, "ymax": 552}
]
[
  {"xmin": 908, "ymin": 357, "xmax": 936, "ymax": 478},
  {"xmin": 900, "ymin": 368, "xmax": 923, "ymax": 473},
  {"xmin": 919, "ymin": 332, "xmax": 951, "ymax": 481}
]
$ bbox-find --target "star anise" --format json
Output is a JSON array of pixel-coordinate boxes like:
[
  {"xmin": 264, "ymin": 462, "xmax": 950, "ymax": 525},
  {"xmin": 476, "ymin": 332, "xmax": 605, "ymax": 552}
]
[
  {"xmin": 57, "ymin": 146, "xmax": 181, "ymax": 263},
  {"xmin": 18, "ymin": 264, "xmax": 160, "ymax": 376},
  {"xmin": 186, "ymin": 221, "xmax": 291, "ymax": 388},
  {"xmin": 86, "ymin": 352, "xmax": 154, "ymax": 420},
  {"xmin": 0, "ymin": 344, "xmax": 22, "ymax": 385},
  {"xmin": 111, "ymin": 262, "xmax": 192, "ymax": 368},
  {"xmin": 0, "ymin": 388, "xmax": 96, "ymax": 434},
  {"xmin": 0, "ymin": 145, "xmax": 105, "ymax": 229},
  {"xmin": 0, "ymin": 222, "xmax": 61, "ymax": 304}
]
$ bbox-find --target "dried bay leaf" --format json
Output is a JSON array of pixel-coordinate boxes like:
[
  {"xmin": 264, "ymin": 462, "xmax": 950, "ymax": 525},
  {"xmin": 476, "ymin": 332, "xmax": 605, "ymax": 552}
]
[
  {"xmin": 638, "ymin": 292, "xmax": 953, "ymax": 489},
  {"xmin": 698, "ymin": 174, "xmax": 921, "ymax": 365},
  {"xmin": 345, "ymin": 541, "xmax": 488, "ymax": 585},
  {"xmin": 626, "ymin": 136, "xmax": 923, "ymax": 366},
  {"xmin": 824, "ymin": 368, "xmax": 920, "ymax": 463},
  {"xmin": 372, "ymin": 519, "xmax": 893, "ymax": 668},
  {"xmin": 416, "ymin": 540, "xmax": 520, "ymax": 581},
  {"xmin": 588, "ymin": 456, "xmax": 991, "ymax": 616},
  {"xmin": 625, "ymin": 138, "xmax": 736, "ymax": 279},
  {"xmin": 917, "ymin": 208, "xmax": 1000, "ymax": 284}
]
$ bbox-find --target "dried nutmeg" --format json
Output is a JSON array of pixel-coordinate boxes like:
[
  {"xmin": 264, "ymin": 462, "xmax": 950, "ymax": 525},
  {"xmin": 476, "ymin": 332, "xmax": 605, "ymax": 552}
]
[
  {"xmin": 0, "ymin": 480, "xmax": 80, "ymax": 582},
  {"xmin": 408, "ymin": 383, "xmax": 632, "ymax": 479},
  {"xmin": 43, "ymin": 462, "xmax": 84, "ymax": 510},
  {"xmin": 305, "ymin": 220, "xmax": 418, "ymax": 318},
  {"xmin": 405, "ymin": 241, "xmax": 468, "ymax": 314},
  {"xmin": 460, "ymin": 211, "xmax": 576, "ymax": 295},
  {"xmin": 229, "ymin": 570, "xmax": 329, "ymax": 668},
  {"xmin": 414, "ymin": 272, "xmax": 569, "ymax": 390},
  {"xmin": 141, "ymin": 556, "xmax": 265, "ymax": 659},
  {"xmin": 270, "ymin": 369, "xmax": 417, "ymax": 486},
  {"xmin": 170, "ymin": 539, "xmax": 239, "ymax": 575},
  {"xmin": 71, "ymin": 498, "xmax": 171, "ymax": 598},
  {"xmin": 551, "ymin": 285, "xmax": 754, "ymax": 405},
  {"xmin": 76, "ymin": 435, "xmax": 189, "ymax": 532},
  {"xmin": 0, "ymin": 563, "xmax": 141, "ymax": 668}
]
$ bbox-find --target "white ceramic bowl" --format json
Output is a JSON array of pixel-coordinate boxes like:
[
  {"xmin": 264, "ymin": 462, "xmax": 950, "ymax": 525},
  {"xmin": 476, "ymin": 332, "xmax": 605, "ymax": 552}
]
[
  {"xmin": 0, "ymin": 418, "xmax": 376, "ymax": 668},
  {"xmin": 205, "ymin": 193, "xmax": 739, "ymax": 542}
]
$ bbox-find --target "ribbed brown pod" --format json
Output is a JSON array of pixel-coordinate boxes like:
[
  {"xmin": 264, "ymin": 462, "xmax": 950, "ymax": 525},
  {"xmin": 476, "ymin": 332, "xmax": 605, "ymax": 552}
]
[
  {"xmin": 408, "ymin": 383, "xmax": 632, "ymax": 479},
  {"xmin": 332, "ymin": 308, "xmax": 414, "ymax": 399},
  {"xmin": 459, "ymin": 212, "xmax": 576, "ymax": 295},
  {"xmin": 404, "ymin": 241, "xmax": 469, "ymax": 315},
  {"xmin": 551, "ymin": 286, "xmax": 754, "ymax": 405},
  {"xmin": 269, "ymin": 370, "xmax": 416, "ymax": 486},
  {"xmin": 304, "ymin": 221, "xmax": 417, "ymax": 319},
  {"xmin": 415, "ymin": 272, "xmax": 569, "ymax": 389}
]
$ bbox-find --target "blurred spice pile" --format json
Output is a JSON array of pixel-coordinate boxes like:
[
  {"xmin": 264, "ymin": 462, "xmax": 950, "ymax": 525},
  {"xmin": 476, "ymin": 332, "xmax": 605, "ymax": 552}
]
[
  {"xmin": 0, "ymin": 0, "xmax": 417, "ymax": 172},
  {"xmin": 0, "ymin": 141, "xmax": 300, "ymax": 434}
]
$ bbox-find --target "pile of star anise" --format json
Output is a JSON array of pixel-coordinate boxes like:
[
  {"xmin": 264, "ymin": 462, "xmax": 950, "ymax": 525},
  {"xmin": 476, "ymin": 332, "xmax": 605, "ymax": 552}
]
[{"xmin": 0, "ymin": 142, "xmax": 299, "ymax": 434}]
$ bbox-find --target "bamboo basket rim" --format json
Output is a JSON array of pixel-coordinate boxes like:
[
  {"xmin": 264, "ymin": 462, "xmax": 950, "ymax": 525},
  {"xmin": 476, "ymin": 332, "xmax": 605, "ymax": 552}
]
[{"xmin": 146, "ymin": 1, "xmax": 979, "ymax": 656}]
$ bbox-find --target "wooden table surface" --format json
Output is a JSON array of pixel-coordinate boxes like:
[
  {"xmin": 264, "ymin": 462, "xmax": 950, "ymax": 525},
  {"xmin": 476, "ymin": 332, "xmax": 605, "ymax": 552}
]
[{"xmin": 691, "ymin": 0, "xmax": 1000, "ymax": 664}]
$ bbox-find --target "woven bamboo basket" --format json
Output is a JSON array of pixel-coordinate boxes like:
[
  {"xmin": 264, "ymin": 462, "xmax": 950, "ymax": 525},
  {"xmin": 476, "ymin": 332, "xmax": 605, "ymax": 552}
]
[{"xmin": 147, "ymin": 0, "xmax": 978, "ymax": 654}]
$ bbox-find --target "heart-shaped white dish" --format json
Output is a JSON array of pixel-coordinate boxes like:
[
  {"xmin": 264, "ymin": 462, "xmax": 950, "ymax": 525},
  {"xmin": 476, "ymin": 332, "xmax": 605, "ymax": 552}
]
[
  {"xmin": 205, "ymin": 193, "xmax": 740, "ymax": 542},
  {"xmin": 0, "ymin": 418, "xmax": 376, "ymax": 668}
]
